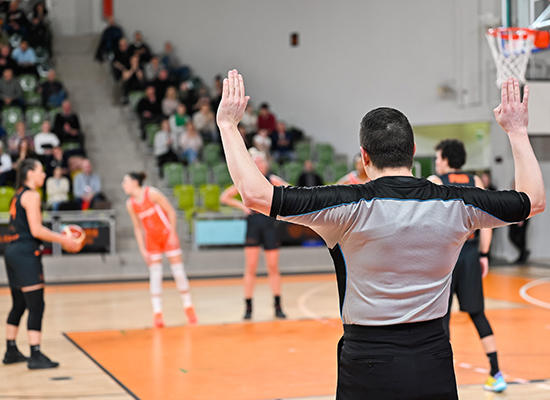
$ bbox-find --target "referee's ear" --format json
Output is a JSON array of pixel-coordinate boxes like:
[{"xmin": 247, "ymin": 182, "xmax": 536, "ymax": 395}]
[{"xmin": 360, "ymin": 146, "xmax": 370, "ymax": 168}]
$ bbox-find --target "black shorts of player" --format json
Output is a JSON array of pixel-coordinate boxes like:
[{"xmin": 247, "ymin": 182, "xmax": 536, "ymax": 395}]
[
  {"xmin": 336, "ymin": 318, "xmax": 458, "ymax": 400},
  {"xmin": 450, "ymin": 240, "xmax": 484, "ymax": 313},
  {"xmin": 4, "ymin": 240, "xmax": 44, "ymax": 288},
  {"xmin": 245, "ymin": 213, "xmax": 280, "ymax": 250}
]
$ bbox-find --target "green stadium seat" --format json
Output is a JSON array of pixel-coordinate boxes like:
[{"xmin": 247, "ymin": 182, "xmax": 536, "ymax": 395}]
[
  {"xmin": 146, "ymin": 123, "xmax": 160, "ymax": 148},
  {"xmin": 173, "ymin": 184, "xmax": 195, "ymax": 211},
  {"xmin": 188, "ymin": 163, "xmax": 208, "ymax": 187},
  {"xmin": 24, "ymin": 91, "xmax": 41, "ymax": 106},
  {"xmin": 199, "ymin": 184, "xmax": 220, "ymax": 212},
  {"xmin": 282, "ymin": 162, "xmax": 303, "ymax": 186},
  {"xmin": 324, "ymin": 162, "xmax": 349, "ymax": 183},
  {"xmin": 163, "ymin": 162, "xmax": 184, "ymax": 187},
  {"xmin": 316, "ymin": 143, "xmax": 334, "ymax": 165},
  {"xmin": 0, "ymin": 186, "xmax": 15, "ymax": 212},
  {"xmin": 2, "ymin": 106, "xmax": 23, "ymax": 129},
  {"xmin": 295, "ymin": 141, "xmax": 312, "ymax": 163},
  {"xmin": 49, "ymin": 107, "xmax": 62, "ymax": 121},
  {"xmin": 212, "ymin": 163, "xmax": 233, "ymax": 188},
  {"xmin": 270, "ymin": 162, "xmax": 280, "ymax": 177},
  {"xmin": 202, "ymin": 143, "xmax": 221, "ymax": 166},
  {"xmin": 18, "ymin": 74, "xmax": 38, "ymax": 92},
  {"xmin": 128, "ymin": 91, "xmax": 145, "ymax": 112},
  {"xmin": 26, "ymin": 107, "xmax": 47, "ymax": 134}
]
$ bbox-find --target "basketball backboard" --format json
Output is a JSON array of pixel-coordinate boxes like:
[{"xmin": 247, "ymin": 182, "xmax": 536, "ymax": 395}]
[{"xmin": 504, "ymin": 0, "xmax": 550, "ymax": 29}]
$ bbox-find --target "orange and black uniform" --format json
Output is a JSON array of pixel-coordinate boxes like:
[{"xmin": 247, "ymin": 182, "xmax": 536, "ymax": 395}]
[{"xmin": 4, "ymin": 186, "xmax": 44, "ymax": 288}]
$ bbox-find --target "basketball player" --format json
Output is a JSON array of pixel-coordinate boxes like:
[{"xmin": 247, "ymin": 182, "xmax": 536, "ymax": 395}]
[
  {"xmin": 428, "ymin": 139, "xmax": 506, "ymax": 392},
  {"xmin": 216, "ymin": 70, "xmax": 544, "ymax": 398},
  {"xmin": 3, "ymin": 159, "xmax": 80, "ymax": 369},
  {"xmin": 220, "ymin": 148, "xmax": 288, "ymax": 320},
  {"xmin": 336, "ymin": 154, "xmax": 369, "ymax": 184},
  {"xmin": 122, "ymin": 172, "xmax": 197, "ymax": 327}
]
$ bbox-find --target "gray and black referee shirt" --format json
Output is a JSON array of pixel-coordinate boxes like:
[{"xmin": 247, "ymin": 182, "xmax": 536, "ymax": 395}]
[{"xmin": 270, "ymin": 176, "xmax": 530, "ymax": 326}]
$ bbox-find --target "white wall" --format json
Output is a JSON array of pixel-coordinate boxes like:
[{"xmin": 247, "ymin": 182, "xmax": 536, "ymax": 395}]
[{"xmin": 50, "ymin": 0, "xmax": 105, "ymax": 36}]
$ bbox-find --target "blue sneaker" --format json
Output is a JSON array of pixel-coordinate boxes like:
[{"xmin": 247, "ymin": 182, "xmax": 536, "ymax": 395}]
[{"xmin": 484, "ymin": 371, "xmax": 507, "ymax": 392}]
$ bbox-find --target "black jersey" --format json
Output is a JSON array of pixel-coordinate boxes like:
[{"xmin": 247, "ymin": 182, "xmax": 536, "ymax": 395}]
[
  {"xmin": 7, "ymin": 186, "xmax": 40, "ymax": 244},
  {"xmin": 439, "ymin": 172, "xmax": 476, "ymax": 188}
]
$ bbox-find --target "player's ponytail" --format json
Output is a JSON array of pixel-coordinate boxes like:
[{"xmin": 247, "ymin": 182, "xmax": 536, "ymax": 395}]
[
  {"xmin": 17, "ymin": 158, "xmax": 40, "ymax": 189},
  {"xmin": 128, "ymin": 172, "xmax": 147, "ymax": 186}
]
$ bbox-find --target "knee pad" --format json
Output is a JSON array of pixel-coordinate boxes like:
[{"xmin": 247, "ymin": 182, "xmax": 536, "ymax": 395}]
[
  {"xmin": 23, "ymin": 288, "xmax": 45, "ymax": 332},
  {"xmin": 469, "ymin": 311, "xmax": 493, "ymax": 339},
  {"xmin": 7, "ymin": 288, "xmax": 26, "ymax": 327},
  {"xmin": 149, "ymin": 263, "xmax": 163, "ymax": 296},
  {"xmin": 170, "ymin": 263, "xmax": 189, "ymax": 292}
]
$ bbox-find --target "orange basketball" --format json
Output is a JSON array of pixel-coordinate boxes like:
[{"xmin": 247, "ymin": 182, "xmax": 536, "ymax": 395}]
[{"xmin": 62, "ymin": 224, "xmax": 86, "ymax": 252}]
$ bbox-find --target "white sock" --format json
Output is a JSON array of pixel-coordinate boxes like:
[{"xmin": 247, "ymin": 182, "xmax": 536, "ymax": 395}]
[
  {"xmin": 170, "ymin": 263, "xmax": 192, "ymax": 308},
  {"xmin": 149, "ymin": 263, "xmax": 163, "ymax": 313}
]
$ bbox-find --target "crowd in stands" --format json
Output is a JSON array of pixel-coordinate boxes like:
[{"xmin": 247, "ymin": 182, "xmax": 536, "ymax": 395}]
[{"xmin": 0, "ymin": 0, "xmax": 108, "ymax": 211}]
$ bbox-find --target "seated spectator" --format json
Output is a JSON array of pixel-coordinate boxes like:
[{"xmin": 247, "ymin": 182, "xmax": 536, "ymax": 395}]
[
  {"xmin": 169, "ymin": 103, "xmax": 189, "ymax": 134},
  {"xmin": 297, "ymin": 160, "xmax": 324, "ymax": 187},
  {"xmin": 11, "ymin": 40, "xmax": 37, "ymax": 76},
  {"xmin": 34, "ymin": 120, "xmax": 60, "ymax": 158},
  {"xmin": 153, "ymin": 68, "xmax": 176, "ymax": 100},
  {"xmin": 121, "ymin": 54, "xmax": 144, "ymax": 101},
  {"xmin": 0, "ymin": 68, "xmax": 23, "ymax": 109},
  {"xmin": 252, "ymin": 128, "xmax": 271, "ymax": 155},
  {"xmin": 238, "ymin": 124, "xmax": 253, "ymax": 149},
  {"xmin": 144, "ymin": 55, "xmax": 161, "ymax": 82},
  {"xmin": 192, "ymin": 98, "xmax": 218, "ymax": 143},
  {"xmin": 38, "ymin": 69, "xmax": 66, "ymax": 109},
  {"xmin": 0, "ymin": 141, "xmax": 13, "ymax": 186},
  {"xmin": 8, "ymin": 121, "xmax": 33, "ymax": 156},
  {"xmin": 67, "ymin": 155, "xmax": 84, "ymax": 181},
  {"xmin": 32, "ymin": 1, "xmax": 49, "ymax": 23},
  {"xmin": 54, "ymin": 99, "xmax": 81, "ymax": 139},
  {"xmin": 45, "ymin": 166, "xmax": 69, "ymax": 211},
  {"xmin": 129, "ymin": 31, "xmax": 151, "ymax": 66},
  {"xmin": 240, "ymin": 103, "xmax": 258, "ymax": 135},
  {"xmin": 153, "ymin": 119, "xmax": 178, "ymax": 172},
  {"xmin": 270, "ymin": 121, "xmax": 295, "ymax": 163},
  {"xmin": 179, "ymin": 122, "xmax": 203, "ymax": 164},
  {"xmin": 160, "ymin": 41, "xmax": 190, "ymax": 82},
  {"xmin": 0, "ymin": 45, "xmax": 18, "ymax": 77},
  {"xmin": 136, "ymin": 85, "xmax": 163, "ymax": 139},
  {"xmin": 111, "ymin": 38, "xmax": 130, "ymax": 81},
  {"xmin": 178, "ymin": 80, "xmax": 198, "ymax": 113},
  {"xmin": 162, "ymin": 86, "xmax": 179, "ymax": 116},
  {"xmin": 257, "ymin": 102, "xmax": 276, "ymax": 133},
  {"xmin": 12, "ymin": 139, "xmax": 38, "ymax": 170},
  {"xmin": 27, "ymin": 15, "xmax": 51, "ymax": 54},
  {"xmin": 210, "ymin": 74, "xmax": 223, "ymax": 112},
  {"xmin": 44, "ymin": 145, "xmax": 68, "ymax": 177},
  {"xmin": 3, "ymin": 1, "xmax": 29, "ymax": 37},
  {"xmin": 73, "ymin": 159, "xmax": 105, "ymax": 209},
  {"xmin": 94, "ymin": 16, "xmax": 123, "ymax": 62}
]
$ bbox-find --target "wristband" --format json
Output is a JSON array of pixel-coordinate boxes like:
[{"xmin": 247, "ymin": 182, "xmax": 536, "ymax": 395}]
[{"xmin": 479, "ymin": 252, "xmax": 489, "ymax": 258}]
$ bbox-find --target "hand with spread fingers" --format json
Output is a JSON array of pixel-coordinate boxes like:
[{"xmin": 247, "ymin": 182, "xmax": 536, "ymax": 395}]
[
  {"xmin": 494, "ymin": 77, "xmax": 529, "ymax": 136},
  {"xmin": 216, "ymin": 69, "xmax": 250, "ymax": 130}
]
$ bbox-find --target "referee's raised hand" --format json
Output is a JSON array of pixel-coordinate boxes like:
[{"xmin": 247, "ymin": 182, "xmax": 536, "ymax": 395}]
[
  {"xmin": 216, "ymin": 69, "xmax": 250, "ymax": 130},
  {"xmin": 494, "ymin": 77, "xmax": 529, "ymax": 136}
]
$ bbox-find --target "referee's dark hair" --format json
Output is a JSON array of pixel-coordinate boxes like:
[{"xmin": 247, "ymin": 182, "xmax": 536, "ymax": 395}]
[
  {"xmin": 16, "ymin": 158, "xmax": 40, "ymax": 189},
  {"xmin": 435, "ymin": 139, "xmax": 466, "ymax": 169},
  {"xmin": 359, "ymin": 107, "xmax": 415, "ymax": 170}
]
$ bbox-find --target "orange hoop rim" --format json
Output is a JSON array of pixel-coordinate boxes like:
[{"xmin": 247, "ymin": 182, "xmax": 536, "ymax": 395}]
[{"xmin": 487, "ymin": 27, "xmax": 537, "ymax": 40}]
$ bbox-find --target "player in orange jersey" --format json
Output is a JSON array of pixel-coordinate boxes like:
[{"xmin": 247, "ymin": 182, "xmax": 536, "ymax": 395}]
[
  {"xmin": 336, "ymin": 154, "xmax": 369, "ymax": 185},
  {"xmin": 122, "ymin": 172, "xmax": 197, "ymax": 327}
]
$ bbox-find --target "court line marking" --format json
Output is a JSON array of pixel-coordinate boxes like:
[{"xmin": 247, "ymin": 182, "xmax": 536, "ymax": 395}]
[
  {"xmin": 519, "ymin": 278, "xmax": 550, "ymax": 309},
  {"xmin": 297, "ymin": 282, "xmax": 339, "ymax": 326}
]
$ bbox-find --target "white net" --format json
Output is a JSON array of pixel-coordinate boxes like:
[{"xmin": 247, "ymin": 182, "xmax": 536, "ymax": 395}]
[{"xmin": 486, "ymin": 28, "xmax": 536, "ymax": 87}]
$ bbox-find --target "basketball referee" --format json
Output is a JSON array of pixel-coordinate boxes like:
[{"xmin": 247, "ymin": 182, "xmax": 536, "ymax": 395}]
[{"xmin": 216, "ymin": 71, "xmax": 545, "ymax": 399}]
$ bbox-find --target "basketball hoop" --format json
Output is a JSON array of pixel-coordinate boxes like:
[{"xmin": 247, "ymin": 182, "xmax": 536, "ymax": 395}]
[{"xmin": 486, "ymin": 27, "xmax": 536, "ymax": 87}]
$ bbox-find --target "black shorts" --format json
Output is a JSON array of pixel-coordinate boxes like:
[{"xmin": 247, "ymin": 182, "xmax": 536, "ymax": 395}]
[
  {"xmin": 245, "ymin": 213, "xmax": 279, "ymax": 250},
  {"xmin": 4, "ymin": 240, "xmax": 44, "ymax": 288},
  {"xmin": 450, "ymin": 240, "xmax": 484, "ymax": 313},
  {"xmin": 337, "ymin": 319, "xmax": 458, "ymax": 400}
]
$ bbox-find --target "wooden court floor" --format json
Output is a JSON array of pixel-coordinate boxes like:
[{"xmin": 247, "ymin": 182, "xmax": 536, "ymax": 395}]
[{"xmin": 1, "ymin": 268, "xmax": 550, "ymax": 399}]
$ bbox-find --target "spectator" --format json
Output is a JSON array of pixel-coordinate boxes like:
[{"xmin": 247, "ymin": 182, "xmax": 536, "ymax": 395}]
[
  {"xmin": 94, "ymin": 16, "xmax": 123, "ymax": 62},
  {"xmin": 0, "ymin": 45, "xmax": 17, "ymax": 77},
  {"xmin": 144, "ymin": 55, "xmax": 161, "ymax": 82},
  {"xmin": 136, "ymin": 85, "xmax": 163, "ymax": 139},
  {"xmin": 297, "ymin": 160, "xmax": 324, "ymax": 187},
  {"xmin": 8, "ymin": 121, "xmax": 32, "ymax": 156},
  {"xmin": 54, "ymin": 99, "xmax": 81, "ymax": 140},
  {"xmin": 67, "ymin": 155, "xmax": 84, "ymax": 180},
  {"xmin": 257, "ymin": 102, "xmax": 276, "ymax": 133},
  {"xmin": 11, "ymin": 40, "xmax": 37, "ymax": 76},
  {"xmin": 240, "ymin": 103, "xmax": 258, "ymax": 135},
  {"xmin": 270, "ymin": 121, "xmax": 295, "ymax": 162},
  {"xmin": 0, "ymin": 141, "xmax": 13, "ymax": 186},
  {"xmin": 12, "ymin": 139, "xmax": 37, "ymax": 170},
  {"xmin": 45, "ymin": 166, "xmax": 69, "ymax": 211},
  {"xmin": 210, "ymin": 74, "xmax": 223, "ymax": 112},
  {"xmin": 162, "ymin": 86, "xmax": 179, "ymax": 116},
  {"xmin": 238, "ymin": 124, "xmax": 253, "ymax": 149},
  {"xmin": 0, "ymin": 68, "xmax": 23, "ymax": 109},
  {"xmin": 121, "ymin": 54, "xmax": 144, "ymax": 101},
  {"xmin": 179, "ymin": 122, "xmax": 203, "ymax": 164},
  {"xmin": 111, "ymin": 38, "xmax": 130, "ymax": 81},
  {"xmin": 160, "ymin": 41, "xmax": 190, "ymax": 82},
  {"xmin": 129, "ymin": 31, "xmax": 151, "ymax": 66},
  {"xmin": 38, "ymin": 69, "xmax": 66, "ymax": 109},
  {"xmin": 26, "ymin": 15, "xmax": 51, "ymax": 54},
  {"xmin": 3, "ymin": 1, "xmax": 29, "ymax": 37},
  {"xmin": 32, "ymin": 1, "xmax": 49, "ymax": 23},
  {"xmin": 169, "ymin": 103, "xmax": 188, "ymax": 134},
  {"xmin": 481, "ymin": 171, "xmax": 497, "ymax": 191},
  {"xmin": 153, "ymin": 119, "xmax": 178, "ymax": 171},
  {"xmin": 192, "ymin": 98, "xmax": 218, "ymax": 143},
  {"xmin": 73, "ymin": 159, "xmax": 105, "ymax": 209},
  {"xmin": 178, "ymin": 80, "xmax": 198, "ymax": 113},
  {"xmin": 44, "ymin": 145, "xmax": 67, "ymax": 177},
  {"xmin": 252, "ymin": 128, "xmax": 272, "ymax": 155},
  {"xmin": 34, "ymin": 120, "xmax": 60, "ymax": 157},
  {"xmin": 152, "ymin": 68, "xmax": 176, "ymax": 100}
]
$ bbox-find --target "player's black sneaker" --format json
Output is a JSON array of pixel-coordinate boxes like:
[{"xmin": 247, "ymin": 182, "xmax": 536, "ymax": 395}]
[
  {"xmin": 27, "ymin": 352, "xmax": 59, "ymax": 370},
  {"xmin": 275, "ymin": 306, "xmax": 287, "ymax": 319},
  {"xmin": 3, "ymin": 349, "xmax": 27, "ymax": 364},
  {"xmin": 243, "ymin": 308, "xmax": 252, "ymax": 320}
]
